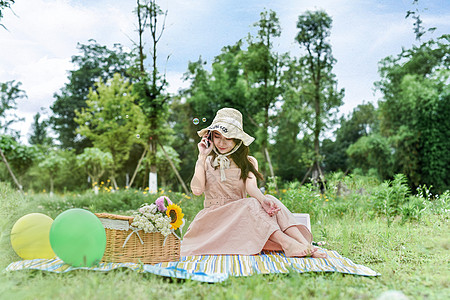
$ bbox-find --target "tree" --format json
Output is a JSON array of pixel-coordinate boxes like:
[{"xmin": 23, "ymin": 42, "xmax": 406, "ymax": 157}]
[
  {"xmin": 321, "ymin": 102, "xmax": 378, "ymax": 173},
  {"xmin": 376, "ymin": 35, "xmax": 450, "ymax": 192},
  {"xmin": 76, "ymin": 147, "xmax": 113, "ymax": 194},
  {"xmin": 51, "ymin": 40, "xmax": 134, "ymax": 152},
  {"xmin": 346, "ymin": 134, "xmax": 394, "ymax": 180},
  {"xmin": 0, "ymin": 80, "xmax": 26, "ymax": 138},
  {"xmin": 38, "ymin": 150, "xmax": 66, "ymax": 195},
  {"xmin": 26, "ymin": 149, "xmax": 85, "ymax": 192},
  {"xmin": 29, "ymin": 111, "xmax": 52, "ymax": 146},
  {"xmin": 0, "ymin": 135, "xmax": 39, "ymax": 190},
  {"xmin": 241, "ymin": 9, "xmax": 287, "ymax": 184},
  {"xmin": 294, "ymin": 10, "xmax": 344, "ymax": 184},
  {"xmin": 132, "ymin": 0, "xmax": 170, "ymax": 193},
  {"xmin": 180, "ymin": 10, "xmax": 286, "ymax": 185},
  {"xmin": 182, "ymin": 42, "xmax": 252, "ymax": 121},
  {"xmin": 74, "ymin": 74, "xmax": 146, "ymax": 188}
]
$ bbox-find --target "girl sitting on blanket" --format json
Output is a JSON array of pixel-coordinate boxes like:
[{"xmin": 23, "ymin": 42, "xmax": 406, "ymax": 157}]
[{"xmin": 181, "ymin": 108, "xmax": 326, "ymax": 258}]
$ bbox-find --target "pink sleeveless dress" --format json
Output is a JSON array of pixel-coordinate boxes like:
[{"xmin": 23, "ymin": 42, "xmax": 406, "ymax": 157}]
[{"xmin": 180, "ymin": 156, "xmax": 312, "ymax": 256}]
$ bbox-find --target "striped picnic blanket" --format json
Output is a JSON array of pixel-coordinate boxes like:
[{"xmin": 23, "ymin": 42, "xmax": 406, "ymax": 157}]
[{"xmin": 6, "ymin": 248, "xmax": 379, "ymax": 282}]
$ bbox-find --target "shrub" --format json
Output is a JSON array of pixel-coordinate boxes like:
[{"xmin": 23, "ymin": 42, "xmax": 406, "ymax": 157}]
[{"xmin": 371, "ymin": 174, "xmax": 410, "ymax": 226}]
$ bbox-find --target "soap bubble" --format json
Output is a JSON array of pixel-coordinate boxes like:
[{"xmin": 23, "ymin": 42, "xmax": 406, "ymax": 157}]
[
  {"xmin": 202, "ymin": 118, "xmax": 207, "ymax": 122},
  {"xmin": 192, "ymin": 118, "xmax": 199, "ymax": 125}
]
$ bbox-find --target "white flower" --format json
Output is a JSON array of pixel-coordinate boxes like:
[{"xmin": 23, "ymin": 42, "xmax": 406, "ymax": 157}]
[{"xmin": 132, "ymin": 204, "xmax": 173, "ymax": 236}]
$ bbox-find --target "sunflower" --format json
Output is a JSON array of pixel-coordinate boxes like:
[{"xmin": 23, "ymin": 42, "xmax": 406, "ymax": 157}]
[{"xmin": 166, "ymin": 203, "xmax": 184, "ymax": 230}]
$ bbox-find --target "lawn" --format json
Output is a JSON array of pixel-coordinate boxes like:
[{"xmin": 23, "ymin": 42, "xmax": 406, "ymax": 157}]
[{"xmin": 0, "ymin": 179, "xmax": 448, "ymax": 299}]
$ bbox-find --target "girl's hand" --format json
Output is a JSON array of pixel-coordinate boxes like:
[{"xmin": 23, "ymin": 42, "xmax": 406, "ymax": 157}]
[
  {"xmin": 261, "ymin": 197, "xmax": 281, "ymax": 217},
  {"xmin": 197, "ymin": 133, "xmax": 213, "ymax": 157}
]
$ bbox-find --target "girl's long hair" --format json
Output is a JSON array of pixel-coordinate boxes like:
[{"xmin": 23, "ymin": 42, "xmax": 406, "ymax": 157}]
[{"xmin": 210, "ymin": 139, "xmax": 263, "ymax": 182}]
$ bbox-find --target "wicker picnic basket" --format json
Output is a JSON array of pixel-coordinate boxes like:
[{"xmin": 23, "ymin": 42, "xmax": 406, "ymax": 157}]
[{"xmin": 95, "ymin": 213, "xmax": 180, "ymax": 264}]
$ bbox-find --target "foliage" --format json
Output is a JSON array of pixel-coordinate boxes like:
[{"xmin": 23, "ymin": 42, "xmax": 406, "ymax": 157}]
[
  {"xmin": 0, "ymin": 80, "xmax": 26, "ymax": 138},
  {"xmin": 289, "ymin": 10, "xmax": 344, "ymax": 178},
  {"xmin": 241, "ymin": 9, "xmax": 286, "ymax": 178},
  {"xmin": 29, "ymin": 111, "xmax": 52, "ymax": 146},
  {"xmin": 167, "ymin": 97, "xmax": 199, "ymax": 187},
  {"xmin": 322, "ymin": 102, "xmax": 378, "ymax": 173},
  {"xmin": 132, "ymin": 0, "xmax": 171, "ymax": 179},
  {"xmin": 181, "ymin": 44, "xmax": 253, "ymax": 136},
  {"xmin": 38, "ymin": 150, "xmax": 67, "ymax": 194},
  {"xmin": 76, "ymin": 147, "xmax": 113, "ymax": 191},
  {"xmin": 75, "ymin": 74, "xmax": 145, "ymax": 186},
  {"xmin": 25, "ymin": 149, "xmax": 87, "ymax": 193},
  {"xmin": 0, "ymin": 135, "xmax": 40, "ymax": 183},
  {"xmin": 271, "ymin": 105, "xmax": 311, "ymax": 182},
  {"xmin": 152, "ymin": 145, "xmax": 181, "ymax": 189},
  {"xmin": 375, "ymin": 35, "xmax": 450, "ymax": 192},
  {"xmin": 370, "ymin": 174, "xmax": 411, "ymax": 226},
  {"xmin": 50, "ymin": 40, "xmax": 134, "ymax": 152},
  {"xmin": 2, "ymin": 7, "xmax": 449, "ymax": 195},
  {"xmin": 1, "ymin": 176, "xmax": 448, "ymax": 299},
  {"xmin": 346, "ymin": 134, "xmax": 393, "ymax": 180}
]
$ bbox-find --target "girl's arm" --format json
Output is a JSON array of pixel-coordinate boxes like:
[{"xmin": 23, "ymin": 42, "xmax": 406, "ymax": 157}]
[
  {"xmin": 190, "ymin": 155, "xmax": 207, "ymax": 195},
  {"xmin": 190, "ymin": 134, "xmax": 213, "ymax": 195},
  {"xmin": 245, "ymin": 156, "xmax": 281, "ymax": 216}
]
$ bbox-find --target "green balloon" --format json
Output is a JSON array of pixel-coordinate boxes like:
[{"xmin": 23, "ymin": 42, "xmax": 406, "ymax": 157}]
[{"xmin": 50, "ymin": 208, "xmax": 106, "ymax": 267}]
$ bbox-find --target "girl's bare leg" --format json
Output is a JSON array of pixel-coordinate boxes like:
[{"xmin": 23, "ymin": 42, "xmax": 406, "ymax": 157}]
[
  {"xmin": 284, "ymin": 227, "xmax": 327, "ymax": 258},
  {"xmin": 269, "ymin": 230, "xmax": 310, "ymax": 257},
  {"xmin": 284, "ymin": 227, "xmax": 311, "ymax": 246}
]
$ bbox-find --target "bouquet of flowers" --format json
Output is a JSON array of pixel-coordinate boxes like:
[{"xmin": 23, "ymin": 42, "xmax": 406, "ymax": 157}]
[{"xmin": 131, "ymin": 196, "xmax": 184, "ymax": 238}]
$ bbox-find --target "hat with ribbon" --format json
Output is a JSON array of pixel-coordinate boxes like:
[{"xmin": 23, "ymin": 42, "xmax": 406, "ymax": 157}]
[{"xmin": 197, "ymin": 108, "xmax": 254, "ymax": 146}]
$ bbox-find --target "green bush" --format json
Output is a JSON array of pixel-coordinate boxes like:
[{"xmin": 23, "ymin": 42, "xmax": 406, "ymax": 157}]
[
  {"xmin": 279, "ymin": 183, "xmax": 322, "ymax": 221},
  {"xmin": 370, "ymin": 174, "xmax": 410, "ymax": 226}
]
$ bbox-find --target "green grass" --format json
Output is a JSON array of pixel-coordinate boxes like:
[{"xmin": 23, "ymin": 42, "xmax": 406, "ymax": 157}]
[{"xmin": 0, "ymin": 182, "xmax": 448, "ymax": 299}]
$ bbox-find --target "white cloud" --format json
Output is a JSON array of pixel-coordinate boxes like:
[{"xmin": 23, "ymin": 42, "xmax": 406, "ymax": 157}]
[
  {"xmin": 1, "ymin": 0, "xmax": 449, "ymax": 143},
  {"xmin": 0, "ymin": 0, "xmax": 136, "ymax": 142}
]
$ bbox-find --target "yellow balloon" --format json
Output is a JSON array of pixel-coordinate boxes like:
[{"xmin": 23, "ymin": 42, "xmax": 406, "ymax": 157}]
[{"xmin": 10, "ymin": 213, "xmax": 56, "ymax": 260}]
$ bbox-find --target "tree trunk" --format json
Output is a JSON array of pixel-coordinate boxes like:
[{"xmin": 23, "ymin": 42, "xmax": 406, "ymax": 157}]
[
  {"xmin": 264, "ymin": 147, "xmax": 279, "ymax": 194},
  {"xmin": 111, "ymin": 176, "xmax": 119, "ymax": 190},
  {"xmin": 158, "ymin": 141, "xmax": 190, "ymax": 195},
  {"xmin": 301, "ymin": 164, "xmax": 313, "ymax": 185},
  {"xmin": 129, "ymin": 146, "xmax": 147, "ymax": 188},
  {"xmin": 50, "ymin": 177, "xmax": 54, "ymax": 197},
  {"xmin": 0, "ymin": 147, "xmax": 22, "ymax": 192},
  {"xmin": 149, "ymin": 138, "xmax": 158, "ymax": 193}
]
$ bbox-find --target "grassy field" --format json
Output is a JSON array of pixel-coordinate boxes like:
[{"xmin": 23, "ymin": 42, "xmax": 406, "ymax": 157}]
[{"xmin": 0, "ymin": 178, "xmax": 448, "ymax": 300}]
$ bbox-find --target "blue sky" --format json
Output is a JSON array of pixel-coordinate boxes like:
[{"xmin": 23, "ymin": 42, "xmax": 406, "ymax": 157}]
[{"xmin": 1, "ymin": 0, "xmax": 449, "ymax": 142}]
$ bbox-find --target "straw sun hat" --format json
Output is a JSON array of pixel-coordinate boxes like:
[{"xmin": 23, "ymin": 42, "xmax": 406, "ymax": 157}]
[{"xmin": 197, "ymin": 108, "xmax": 254, "ymax": 146}]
